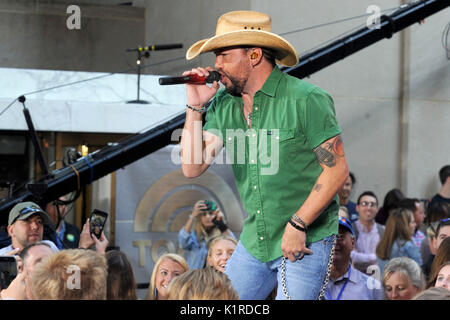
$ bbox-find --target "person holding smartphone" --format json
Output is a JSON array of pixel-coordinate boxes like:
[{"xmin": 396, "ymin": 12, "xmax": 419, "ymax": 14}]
[
  {"xmin": 178, "ymin": 200, "xmax": 235, "ymax": 269},
  {"xmin": 78, "ymin": 215, "xmax": 109, "ymax": 255}
]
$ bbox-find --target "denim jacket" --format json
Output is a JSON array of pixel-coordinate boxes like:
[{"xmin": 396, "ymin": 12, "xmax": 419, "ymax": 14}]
[{"xmin": 377, "ymin": 239, "xmax": 422, "ymax": 274}]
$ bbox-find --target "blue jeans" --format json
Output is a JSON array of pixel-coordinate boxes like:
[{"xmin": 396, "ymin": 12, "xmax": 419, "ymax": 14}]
[{"xmin": 225, "ymin": 235, "xmax": 335, "ymax": 300}]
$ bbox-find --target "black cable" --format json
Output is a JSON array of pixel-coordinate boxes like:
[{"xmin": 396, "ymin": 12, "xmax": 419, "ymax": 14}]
[
  {"xmin": 280, "ymin": 7, "xmax": 398, "ymax": 37},
  {"xmin": 0, "ymin": 98, "xmax": 18, "ymax": 117}
]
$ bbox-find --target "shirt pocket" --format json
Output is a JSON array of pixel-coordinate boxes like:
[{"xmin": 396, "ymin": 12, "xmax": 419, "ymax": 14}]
[
  {"xmin": 259, "ymin": 129, "xmax": 296, "ymax": 169},
  {"xmin": 276, "ymin": 129, "xmax": 295, "ymax": 143}
]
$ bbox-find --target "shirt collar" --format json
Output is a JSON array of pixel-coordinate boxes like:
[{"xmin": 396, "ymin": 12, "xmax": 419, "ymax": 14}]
[
  {"xmin": 333, "ymin": 265, "xmax": 358, "ymax": 284},
  {"xmin": 258, "ymin": 66, "xmax": 283, "ymax": 98}
]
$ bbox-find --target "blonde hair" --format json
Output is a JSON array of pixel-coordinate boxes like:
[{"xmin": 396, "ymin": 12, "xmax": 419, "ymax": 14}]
[
  {"xmin": 193, "ymin": 214, "xmax": 222, "ymax": 245},
  {"xmin": 31, "ymin": 249, "xmax": 107, "ymax": 300},
  {"xmin": 376, "ymin": 208, "xmax": 414, "ymax": 260},
  {"xmin": 145, "ymin": 253, "xmax": 189, "ymax": 300},
  {"xmin": 426, "ymin": 221, "xmax": 440, "ymax": 239},
  {"xmin": 167, "ymin": 267, "xmax": 239, "ymax": 300},
  {"xmin": 412, "ymin": 286, "xmax": 450, "ymax": 300},
  {"xmin": 338, "ymin": 206, "xmax": 350, "ymax": 219},
  {"xmin": 207, "ymin": 235, "xmax": 237, "ymax": 259}
]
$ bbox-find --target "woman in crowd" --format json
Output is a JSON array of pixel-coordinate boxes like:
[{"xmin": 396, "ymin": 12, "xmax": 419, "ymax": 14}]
[
  {"xmin": 427, "ymin": 237, "xmax": 450, "ymax": 288},
  {"xmin": 145, "ymin": 253, "xmax": 188, "ymax": 300},
  {"xmin": 376, "ymin": 208, "xmax": 422, "ymax": 273},
  {"xmin": 166, "ymin": 267, "xmax": 239, "ymax": 300},
  {"xmin": 430, "ymin": 261, "xmax": 450, "ymax": 290},
  {"xmin": 178, "ymin": 200, "xmax": 235, "ymax": 269},
  {"xmin": 105, "ymin": 250, "xmax": 137, "ymax": 300},
  {"xmin": 206, "ymin": 235, "xmax": 237, "ymax": 273},
  {"xmin": 382, "ymin": 257, "xmax": 425, "ymax": 300}
]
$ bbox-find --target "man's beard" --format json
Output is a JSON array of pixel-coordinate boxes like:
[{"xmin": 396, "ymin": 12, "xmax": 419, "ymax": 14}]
[{"xmin": 224, "ymin": 74, "xmax": 247, "ymax": 97}]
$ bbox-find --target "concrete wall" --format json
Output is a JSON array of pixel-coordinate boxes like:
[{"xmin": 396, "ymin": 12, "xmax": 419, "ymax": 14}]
[
  {"xmin": 0, "ymin": 0, "xmax": 145, "ymax": 72},
  {"xmin": 405, "ymin": 8, "xmax": 450, "ymax": 199},
  {"xmin": 144, "ymin": 0, "xmax": 251, "ymax": 76}
]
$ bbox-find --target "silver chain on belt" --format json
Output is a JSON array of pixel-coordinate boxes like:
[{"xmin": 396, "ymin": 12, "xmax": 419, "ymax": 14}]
[{"xmin": 281, "ymin": 234, "xmax": 337, "ymax": 300}]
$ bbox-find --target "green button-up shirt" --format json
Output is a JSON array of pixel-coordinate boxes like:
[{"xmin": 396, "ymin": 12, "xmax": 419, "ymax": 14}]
[{"xmin": 203, "ymin": 66, "xmax": 341, "ymax": 262}]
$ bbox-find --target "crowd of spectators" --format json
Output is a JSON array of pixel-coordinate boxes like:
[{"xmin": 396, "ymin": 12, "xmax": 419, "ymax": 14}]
[{"xmin": 0, "ymin": 165, "xmax": 449, "ymax": 300}]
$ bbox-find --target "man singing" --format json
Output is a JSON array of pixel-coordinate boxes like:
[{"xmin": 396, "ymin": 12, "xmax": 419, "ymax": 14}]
[{"xmin": 180, "ymin": 10, "xmax": 348, "ymax": 299}]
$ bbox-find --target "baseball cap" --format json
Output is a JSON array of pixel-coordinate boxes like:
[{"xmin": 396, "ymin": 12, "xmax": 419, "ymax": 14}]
[
  {"xmin": 8, "ymin": 201, "xmax": 52, "ymax": 226},
  {"xmin": 338, "ymin": 216, "xmax": 354, "ymax": 236}
]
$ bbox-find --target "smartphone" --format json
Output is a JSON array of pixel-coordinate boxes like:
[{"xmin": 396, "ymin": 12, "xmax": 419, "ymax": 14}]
[
  {"xmin": 0, "ymin": 256, "xmax": 18, "ymax": 290},
  {"xmin": 89, "ymin": 209, "xmax": 108, "ymax": 239}
]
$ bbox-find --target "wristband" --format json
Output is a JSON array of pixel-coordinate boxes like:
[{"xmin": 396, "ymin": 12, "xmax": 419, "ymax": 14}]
[
  {"xmin": 186, "ymin": 104, "xmax": 205, "ymax": 113},
  {"xmin": 288, "ymin": 219, "xmax": 306, "ymax": 233},
  {"xmin": 291, "ymin": 214, "xmax": 308, "ymax": 230},
  {"xmin": 213, "ymin": 216, "xmax": 228, "ymax": 232}
]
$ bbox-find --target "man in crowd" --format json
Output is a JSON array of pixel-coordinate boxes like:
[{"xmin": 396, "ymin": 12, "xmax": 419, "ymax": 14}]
[
  {"xmin": 351, "ymin": 191, "xmax": 385, "ymax": 274},
  {"xmin": 0, "ymin": 202, "xmax": 58, "ymax": 255},
  {"xmin": 325, "ymin": 216, "xmax": 383, "ymax": 300},
  {"xmin": 20, "ymin": 242, "xmax": 56, "ymax": 300},
  {"xmin": 432, "ymin": 218, "xmax": 450, "ymax": 252},
  {"xmin": 44, "ymin": 196, "xmax": 80, "ymax": 249},
  {"xmin": 0, "ymin": 201, "xmax": 108, "ymax": 256},
  {"xmin": 0, "ymin": 242, "xmax": 56, "ymax": 300},
  {"xmin": 429, "ymin": 165, "xmax": 450, "ymax": 206}
]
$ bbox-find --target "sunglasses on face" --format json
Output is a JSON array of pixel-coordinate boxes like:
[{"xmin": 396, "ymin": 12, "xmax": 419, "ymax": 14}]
[
  {"xmin": 12, "ymin": 206, "xmax": 42, "ymax": 224},
  {"xmin": 359, "ymin": 201, "xmax": 377, "ymax": 208},
  {"xmin": 19, "ymin": 206, "xmax": 41, "ymax": 215},
  {"xmin": 437, "ymin": 217, "xmax": 450, "ymax": 229}
]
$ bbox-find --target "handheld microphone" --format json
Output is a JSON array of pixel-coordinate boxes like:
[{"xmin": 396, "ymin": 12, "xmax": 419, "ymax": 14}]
[{"xmin": 159, "ymin": 71, "xmax": 220, "ymax": 85}]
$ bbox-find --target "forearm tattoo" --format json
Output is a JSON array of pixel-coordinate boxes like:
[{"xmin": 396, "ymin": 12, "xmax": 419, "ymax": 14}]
[
  {"xmin": 314, "ymin": 183, "xmax": 322, "ymax": 192},
  {"xmin": 313, "ymin": 135, "xmax": 344, "ymax": 168}
]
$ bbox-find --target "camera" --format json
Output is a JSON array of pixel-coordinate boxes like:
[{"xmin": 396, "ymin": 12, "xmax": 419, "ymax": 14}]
[{"xmin": 203, "ymin": 200, "xmax": 217, "ymax": 211}]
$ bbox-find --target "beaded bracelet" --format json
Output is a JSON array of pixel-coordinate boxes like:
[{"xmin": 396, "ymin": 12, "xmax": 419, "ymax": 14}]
[
  {"xmin": 291, "ymin": 214, "xmax": 308, "ymax": 230},
  {"xmin": 186, "ymin": 104, "xmax": 205, "ymax": 113},
  {"xmin": 288, "ymin": 219, "xmax": 306, "ymax": 233}
]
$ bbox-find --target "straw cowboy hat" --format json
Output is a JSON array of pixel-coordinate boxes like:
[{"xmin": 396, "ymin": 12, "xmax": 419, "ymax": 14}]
[{"xmin": 186, "ymin": 10, "xmax": 299, "ymax": 67}]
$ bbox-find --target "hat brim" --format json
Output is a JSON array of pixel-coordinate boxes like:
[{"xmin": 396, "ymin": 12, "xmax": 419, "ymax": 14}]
[
  {"xmin": 186, "ymin": 30, "xmax": 299, "ymax": 67},
  {"xmin": 338, "ymin": 222, "xmax": 354, "ymax": 236}
]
